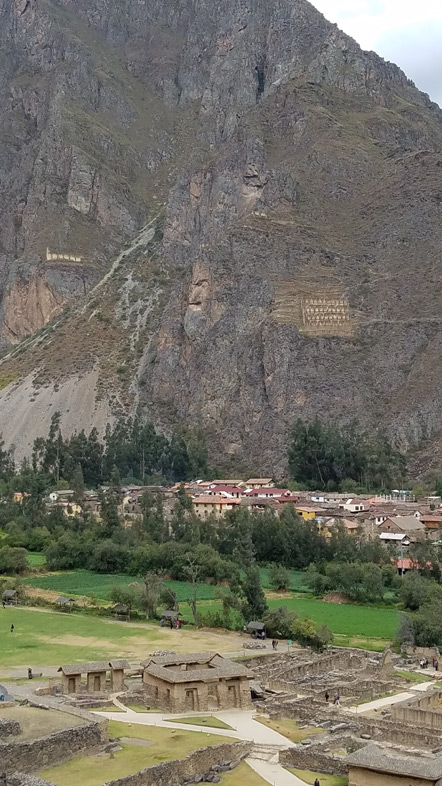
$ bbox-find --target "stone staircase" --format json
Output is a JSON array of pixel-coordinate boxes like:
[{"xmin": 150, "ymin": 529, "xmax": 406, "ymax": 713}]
[{"xmin": 249, "ymin": 743, "xmax": 287, "ymax": 762}]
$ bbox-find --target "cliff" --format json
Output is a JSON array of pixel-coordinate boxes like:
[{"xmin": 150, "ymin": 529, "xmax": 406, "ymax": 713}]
[{"xmin": 1, "ymin": 0, "xmax": 442, "ymax": 475}]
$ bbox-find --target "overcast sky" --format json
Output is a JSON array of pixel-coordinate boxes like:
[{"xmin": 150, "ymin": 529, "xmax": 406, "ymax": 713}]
[{"xmin": 311, "ymin": 0, "xmax": 442, "ymax": 106}]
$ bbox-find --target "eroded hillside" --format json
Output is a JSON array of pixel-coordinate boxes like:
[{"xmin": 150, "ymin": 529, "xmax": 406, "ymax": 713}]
[{"xmin": 1, "ymin": 0, "xmax": 442, "ymax": 474}]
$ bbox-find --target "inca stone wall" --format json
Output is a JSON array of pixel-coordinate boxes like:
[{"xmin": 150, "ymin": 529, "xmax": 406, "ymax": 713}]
[
  {"xmin": 0, "ymin": 719, "xmax": 21, "ymax": 737},
  {"xmin": 103, "ymin": 742, "xmax": 251, "ymax": 786},
  {"xmin": 0, "ymin": 720, "xmax": 107, "ymax": 773}
]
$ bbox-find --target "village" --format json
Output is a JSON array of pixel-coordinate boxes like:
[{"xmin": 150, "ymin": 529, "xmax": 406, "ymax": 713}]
[{"xmin": 15, "ymin": 477, "xmax": 442, "ymax": 567}]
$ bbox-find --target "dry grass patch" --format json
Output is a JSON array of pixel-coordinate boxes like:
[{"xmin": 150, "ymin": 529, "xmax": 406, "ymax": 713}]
[
  {"xmin": 255, "ymin": 717, "xmax": 324, "ymax": 744},
  {"xmin": 40, "ymin": 722, "xmax": 234, "ymax": 786},
  {"xmin": 0, "ymin": 706, "xmax": 86, "ymax": 741}
]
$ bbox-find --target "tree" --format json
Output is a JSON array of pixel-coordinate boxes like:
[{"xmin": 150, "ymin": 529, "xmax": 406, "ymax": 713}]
[
  {"xmin": 291, "ymin": 617, "xmax": 333, "ymax": 651},
  {"xmin": 262, "ymin": 606, "xmax": 297, "ymax": 638},
  {"xmin": 130, "ymin": 572, "xmax": 164, "ymax": 619},
  {"xmin": 241, "ymin": 564, "xmax": 268, "ymax": 622},
  {"xmin": 268, "ymin": 564, "xmax": 291, "ymax": 591},
  {"xmin": 110, "ymin": 585, "xmax": 137, "ymax": 616},
  {"xmin": 89, "ymin": 541, "xmax": 129, "ymax": 573},
  {"xmin": 71, "ymin": 464, "xmax": 85, "ymax": 507},
  {"xmin": 184, "ymin": 556, "xmax": 201, "ymax": 627},
  {"xmin": 0, "ymin": 546, "xmax": 28, "ymax": 574},
  {"xmin": 400, "ymin": 571, "xmax": 439, "ymax": 611}
]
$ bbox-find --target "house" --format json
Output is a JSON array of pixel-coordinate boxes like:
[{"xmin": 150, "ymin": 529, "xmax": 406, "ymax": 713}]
[
  {"xmin": 295, "ymin": 506, "xmax": 326, "ymax": 521},
  {"xmin": 346, "ymin": 743, "xmax": 442, "ymax": 786},
  {"xmin": 47, "ymin": 501, "xmax": 82, "ymax": 518},
  {"xmin": 339, "ymin": 499, "xmax": 369, "ymax": 513},
  {"xmin": 244, "ymin": 487, "xmax": 294, "ymax": 499},
  {"xmin": 380, "ymin": 516, "xmax": 426, "ymax": 537},
  {"xmin": 141, "ymin": 652, "xmax": 252, "ymax": 712},
  {"xmin": 205, "ymin": 485, "xmax": 244, "ymax": 498},
  {"xmin": 192, "ymin": 495, "xmax": 240, "ymax": 519},
  {"xmin": 379, "ymin": 532, "xmax": 410, "ymax": 544},
  {"xmin": 420, "ymin": 515, "xmax": 442, "ymax": 532},
  {"xmin": 211, "ymin": 479, "xmax": 245, "ymax": 487},
  {"xmin": 13, "ymin": 492, "xmax": 29, "ymax": 504},
  {"xmin": 245, "ymin": 478, "xmax": 273, "ymax": 489},
  {"xmin": 58, "ymin": 659, "xmax": 130, "ymax": 694}
]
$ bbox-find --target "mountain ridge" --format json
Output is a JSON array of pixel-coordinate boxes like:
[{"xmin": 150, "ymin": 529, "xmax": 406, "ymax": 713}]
[{"xmin": 1, "ymin": 0, "xmax": 442, "ymax": 476}]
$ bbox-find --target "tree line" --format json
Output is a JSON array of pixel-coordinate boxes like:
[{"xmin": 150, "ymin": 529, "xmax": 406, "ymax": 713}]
[{"xmin": 288, "ymin": 418, "xmax": 407, "ymax": 491}]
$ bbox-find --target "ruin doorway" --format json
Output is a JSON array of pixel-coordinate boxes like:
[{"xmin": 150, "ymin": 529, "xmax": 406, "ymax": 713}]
[
  {"xmin": 94, "ymin": 675, "xmax": 101, "ymax": 692},
  {"xmin": 207, "ymin": 684, "xmax": 220, "ymax": 710},
  {"xmin": 185, "ymin": 689, "xmax": 197, "ymax": 711},
  {"xmin": 68, "ymin": 677, "xmax": 76, "ymax": 693}
]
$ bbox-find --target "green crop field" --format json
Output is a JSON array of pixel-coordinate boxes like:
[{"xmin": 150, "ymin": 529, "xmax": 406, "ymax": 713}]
[
  {"xmin": 267, "ymin": 597, "xmax": 400, "ymax": 639},
  {"xmin": 22, "ymin": 570, "xmax": 220, "ymax": 602},
  {"xmin": 22, "ymin": 566, "xmax": 309, "ymax": 600},
  {"xmin": 27, "ymin": 553, "xmax": 47, "ymax": 567}
]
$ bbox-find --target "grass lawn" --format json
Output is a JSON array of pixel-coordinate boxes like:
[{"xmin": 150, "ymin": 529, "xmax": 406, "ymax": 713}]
[
  {"xmin": 395, "ymin": 669, "xmax": 433, "ymax": 683},
  {"xmin": 190, "ymin": 761, "xmax": 269, "ymax": 785},
  {"xmin": 170, "ymin": 716, "xmax": 233, "ymax": 730},
  {"xmin": 87, "ymin": 706, "xmax": 125, "ymax": 712},
  {"xmin": 0, "ymin": 706, "xmax": 86, "ymax": 741},
  {"xmin": 124, "ymin": 704, "xmax": 160, "ymax": 713},
  {"xmin": 40, "ymin": 722, "xmax": 233, "ymax": 786},
  {"xmin": 255, "ymin": 717, "xmax": 323, "ymax": 744},
  {"xmin": 0, "ymin": 607, "xmax": 244, "ymax": 667},
  {"xmin": 289, "ymin": 769, "xmax": 347, "ymax": 786}
]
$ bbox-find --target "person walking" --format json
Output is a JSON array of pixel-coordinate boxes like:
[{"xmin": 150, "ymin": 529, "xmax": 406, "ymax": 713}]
[
  {"xmin": 10, "ymin": 624, "xmax": 14, "ymax": 633},
  {"xmin": 314, "ymin": 779, "xmax": 320, "ymax": 786},
  {"xmin": 333, "ymin": 692, "xmax": 340, "ymax": 706},
  {"xmin": 325, "ymin": 691, "xmax": 329, "ymax": 703}
]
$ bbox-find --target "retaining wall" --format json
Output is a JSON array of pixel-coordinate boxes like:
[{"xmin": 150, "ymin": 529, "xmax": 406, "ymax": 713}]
[
  {"xmin": 280, "ymin": 745, "xmax": 349, "ymax": 776},
  {"xmin": 104, "ymin": 741, "xmax": 251, "ymax": 786},
  {"xmin": 0, "ymin": 720, "xmax": 21, "ymax": 737},
  {"xmin": 0, "ymin": 720, "xmax": 107, "ymax": 773}
]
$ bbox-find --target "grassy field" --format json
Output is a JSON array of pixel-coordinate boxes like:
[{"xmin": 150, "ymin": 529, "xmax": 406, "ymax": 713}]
[
  {"xmin": 22, "ymin": 566, "xmax": 309, "ymax": 601},
  {"xmin": 0, "ymin": 607, "xmax": 245, "ymax": 667},
  {"xmin": 27, "ymin": 552, "xmax": 47, "ymax": 567},
  {"xmin": 255, "ymin": 717, "xmax": 324, "ymax": 744},
  {"xmin": 0, "ymin": 706, "xmax": 85, "ymax": 740},
  {"xmin": 171, "ymin": 716, "xmax": 233, "ymax": 730},
  {"xmin": 40, "ymin": 721, "xmax": 232, "ymax": 786},
  {"xmin": 22, "ymin": 570, "xmax": 220, "ymax": 602},
  {"xmin": 267, "ymin": 597, "xmax": 400, "ymax": 639},
  {"xmin": 196, "ymin": 761, "xmax": 269, "ymax": 785}
]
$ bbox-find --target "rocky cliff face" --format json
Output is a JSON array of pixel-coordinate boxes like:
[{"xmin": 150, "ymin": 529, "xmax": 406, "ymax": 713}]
[{"xmin": 1, "ymin": 0, "xmax": 442, "ymax": 474}]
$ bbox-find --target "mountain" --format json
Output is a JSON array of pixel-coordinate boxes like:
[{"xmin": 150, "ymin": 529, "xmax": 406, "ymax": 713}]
[{"xmin": 0, "ymin": 0, "xmax": 442, "ymax": 476}]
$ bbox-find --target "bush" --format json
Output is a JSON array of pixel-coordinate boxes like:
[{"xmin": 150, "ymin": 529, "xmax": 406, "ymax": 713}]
[
  {"xmin": 268, "ymin": 564, "xmax": 291, "ymax": 591},
  {"xmin": 0, "ymin": 546, "xmax": 28, "ymax": 574},
  {"xmin": 291, "ymin": 617, "xmax": 333, "ymax": 651},
  {"xmin": 263, "ymin": 606, "xmax": 297, "ymax": 638}
]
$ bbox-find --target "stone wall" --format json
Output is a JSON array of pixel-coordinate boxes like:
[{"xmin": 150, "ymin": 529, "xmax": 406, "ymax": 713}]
[
  {"xmin": 280, "ymin": 744, "xmax": 349, "ymax": 776},
  {"xmin": 391, "ymin": 691, "xmax": 442, "ymax": 730},
  {"xmin": 0, "ymin": 720, "xmax": 107, "ymax": 773},
  {"xmin": 7, "ymin": 775, "xmax": 54, "ymax": 786},
  {"xmin": 0, "ymin": 719, "xmax": 21, "ymax": 737},
  {"xmin": 104, "ymin": 742, "xmax": 251, "ymax": 786}
]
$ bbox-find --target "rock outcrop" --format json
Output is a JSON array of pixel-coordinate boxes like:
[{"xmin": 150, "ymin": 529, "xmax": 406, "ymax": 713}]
[{"xmin": 1, "ymin": 0, "xmax": 442, "ymax": 473}]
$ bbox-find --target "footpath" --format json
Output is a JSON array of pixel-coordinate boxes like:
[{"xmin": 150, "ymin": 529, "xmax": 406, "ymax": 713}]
[{"xmin": 96, "ymin": 699, "xmax": 308, "ymax": 785}]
